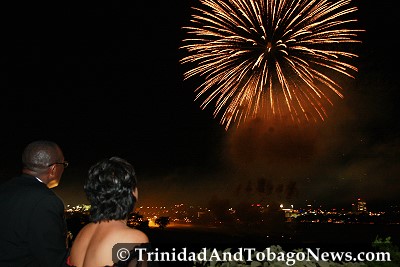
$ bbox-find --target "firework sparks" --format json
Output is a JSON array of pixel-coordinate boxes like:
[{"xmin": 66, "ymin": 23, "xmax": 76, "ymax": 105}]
[{"xmin": 180, "ymin": 0, "xmax": 364, "ymax": 129}]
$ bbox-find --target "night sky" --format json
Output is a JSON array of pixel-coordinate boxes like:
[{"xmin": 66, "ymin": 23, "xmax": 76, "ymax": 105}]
[{"xmin": 1, "ymin": 0, "xmax": 399, "ymax": 210}]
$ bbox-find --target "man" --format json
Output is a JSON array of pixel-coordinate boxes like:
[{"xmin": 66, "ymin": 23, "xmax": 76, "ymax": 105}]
[{"xmin": 0, "ymin": 140, "xmax": 70, "ymax": 266}]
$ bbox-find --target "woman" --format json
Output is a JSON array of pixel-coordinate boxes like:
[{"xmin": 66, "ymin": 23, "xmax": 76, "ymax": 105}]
[{"xmin": 68, "ymin": 157, "xmax": 151, "ymax": 267}]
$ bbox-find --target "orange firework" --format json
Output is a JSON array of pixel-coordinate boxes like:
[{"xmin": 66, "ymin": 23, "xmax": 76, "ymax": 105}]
[{"xmin": 180, "ymin": 0, "xmax": 364, "ymax": 129}]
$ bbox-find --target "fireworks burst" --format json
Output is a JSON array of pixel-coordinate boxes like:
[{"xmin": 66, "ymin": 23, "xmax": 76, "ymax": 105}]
[{"xmin": 180, "ymin": 0, "xmax": 364, "ymax": 129}]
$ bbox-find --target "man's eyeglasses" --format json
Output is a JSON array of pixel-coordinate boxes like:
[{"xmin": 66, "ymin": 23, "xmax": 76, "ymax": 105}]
[{"xmin": 48, "ymin": 161, "xmax": 69, "ymax": 168}]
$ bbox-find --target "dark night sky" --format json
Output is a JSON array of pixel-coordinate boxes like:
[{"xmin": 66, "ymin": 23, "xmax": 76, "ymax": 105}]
[{"xmin": 1, "ymin": 0, "xmax": 399, "ymax": 210}]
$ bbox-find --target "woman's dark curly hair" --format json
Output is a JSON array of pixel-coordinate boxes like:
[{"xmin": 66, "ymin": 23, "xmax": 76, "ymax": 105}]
[{"xmin": 84, "ymin": 157, "xmax": 138, "ymax": 222}]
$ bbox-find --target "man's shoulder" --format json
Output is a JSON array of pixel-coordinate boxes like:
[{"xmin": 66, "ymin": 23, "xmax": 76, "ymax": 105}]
[
  {"xmin": 0, "ymin": 174, "xmax": 61, "ymax": 202},
  {"xmin": 1, "ymin": 174, "xmax": 40, "ymax": 185}
]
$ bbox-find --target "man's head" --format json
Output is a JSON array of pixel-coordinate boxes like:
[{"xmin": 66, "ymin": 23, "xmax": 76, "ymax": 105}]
[{"xmin": 22, "ymin": 140, "xmax": 67, "ymax": 188}]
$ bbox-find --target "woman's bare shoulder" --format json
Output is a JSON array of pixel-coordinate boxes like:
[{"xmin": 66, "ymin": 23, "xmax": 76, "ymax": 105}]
[
  {"xmin": 72, "ymin": 223, "xmax": 95, "ymax": 243},
  {"xmin": 122, "ymin": 227, "xmax": 149, "ymax": 243},
  {"xmin": 69, "ymin": 223, "xmax": 97, "ymax": 266}
]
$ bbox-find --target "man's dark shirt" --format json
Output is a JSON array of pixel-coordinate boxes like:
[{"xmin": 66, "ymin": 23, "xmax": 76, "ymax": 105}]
[{"xmin": 0, "ymin": 174, "xmax": 69, "ymax": 267}]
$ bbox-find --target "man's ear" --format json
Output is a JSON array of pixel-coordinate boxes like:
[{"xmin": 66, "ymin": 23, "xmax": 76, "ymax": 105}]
[
  {"xmin": 48, "ymin": 165, "xmax": 57, "ymax": 177},
  {"xmin": 46, "ymin": 166, "xmax": 58, "ymax": 188}
]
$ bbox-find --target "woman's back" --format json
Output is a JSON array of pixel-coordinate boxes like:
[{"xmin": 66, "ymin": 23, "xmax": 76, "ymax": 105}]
[
  {"xmin": 69, "ymin": 157, "xmax": 151, "ymax": 267},
  {"xmin": 69, "ymin": 220, "xmax": 149, "ymax": 267}
]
